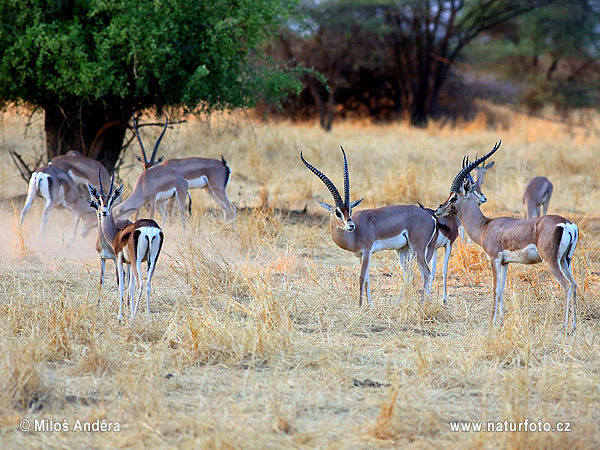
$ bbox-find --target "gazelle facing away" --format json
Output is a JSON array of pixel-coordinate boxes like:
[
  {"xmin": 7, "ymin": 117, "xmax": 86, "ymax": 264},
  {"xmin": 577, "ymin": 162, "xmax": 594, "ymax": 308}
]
[
  {"xmin": 301, "ymin": 147, "xmax": 437, "ymax": 307},
  {"xmin": 50, "ymin": 151, "xmax": 112, "ymax": 188},
  {"xmin": 20, "ymin": 166, "xmax": 97, "ymax": 246},
  {"xmin": 435, "ymin": 142, "xmax": 578, "ymax": 331},
  {"xmin": 523, "ymin": 176, "xmax": 553, "ymax": 219},
  {"xmin": 112, "ymin": 116, "xmax": 189, "ymax": 228},
  {"xmin": 417, "ymin": 203, "xmax": 460, "ymax": 304},
  {"xmin": 161, "ymin": 156, "xmax": 236, "ymax": 222},
  {"xmin": 88, "ymin": 173, "xmax": 164, "ymax": 321},
  {"xmin": 88, "ymin": 171, "xmax": 132, "ymax": 303}
]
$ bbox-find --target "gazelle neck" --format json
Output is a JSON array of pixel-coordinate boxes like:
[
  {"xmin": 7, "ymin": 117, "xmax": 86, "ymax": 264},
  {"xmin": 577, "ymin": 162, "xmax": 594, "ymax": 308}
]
[
  {"xmin": 457, "ymin": 197, "xmax": 489, "ymax": 246},
  {"xmin": 329, "ymin": 215, "xmax": 358, "ymax": 253},
  {"xmin": 100, "ymin": 209, "xmax": 120, "ymax": 244}
]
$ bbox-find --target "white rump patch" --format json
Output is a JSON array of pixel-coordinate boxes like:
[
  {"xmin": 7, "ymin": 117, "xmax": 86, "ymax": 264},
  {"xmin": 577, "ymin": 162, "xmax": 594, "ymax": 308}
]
[{"xmin": 557, "ymin": 223, "xmax": 578, "ymax": 260}]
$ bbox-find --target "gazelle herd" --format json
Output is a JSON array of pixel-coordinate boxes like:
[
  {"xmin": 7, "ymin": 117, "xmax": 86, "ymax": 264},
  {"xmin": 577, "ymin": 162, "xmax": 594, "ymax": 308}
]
[{"xmin": 18, "ymin": 118, "xmax": 577, "ymax": 331}]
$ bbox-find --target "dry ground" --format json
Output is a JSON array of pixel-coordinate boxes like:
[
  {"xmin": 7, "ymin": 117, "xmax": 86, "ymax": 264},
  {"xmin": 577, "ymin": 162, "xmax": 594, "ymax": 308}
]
[{"xmin": 1, "ymin": 108, "xmax": 600, "ymax": 449}]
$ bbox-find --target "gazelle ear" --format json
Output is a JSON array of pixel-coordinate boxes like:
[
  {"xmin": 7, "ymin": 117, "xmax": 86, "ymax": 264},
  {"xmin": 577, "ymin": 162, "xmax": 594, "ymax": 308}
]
[
  {"xmin": 484, "ymin": 161, "xmax": 495, "ymax": 169},
  {"xmin": 349, "ymin": 198, "xmax": 364, "ymax": 210},
  {"xmin": 113, "ymin": 184, "xmax": 124, "ymax": 200},
  {"xmin": 135, "ymin": 154, "xmax": 142, "ymax": 163},
  {"xmin": 88, "ymin": 200, "xmax": 99, "ymax": 210},
  {"xmin": 157, "ymin": 156, "xmax": 164, "ymax": 164},
  {"xmin": 316, "ymin": 200, "xmax": 334, "ymax": 212},
  {"xmin": 87, "ymin": 183, "xmax": 99, "ymax": 200}
]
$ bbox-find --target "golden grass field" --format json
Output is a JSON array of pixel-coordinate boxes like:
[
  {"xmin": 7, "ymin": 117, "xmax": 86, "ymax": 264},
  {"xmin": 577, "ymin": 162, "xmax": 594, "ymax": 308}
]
[{"xmin": 1, "ymin": 107, "xmax": 600, "ymax": 449}]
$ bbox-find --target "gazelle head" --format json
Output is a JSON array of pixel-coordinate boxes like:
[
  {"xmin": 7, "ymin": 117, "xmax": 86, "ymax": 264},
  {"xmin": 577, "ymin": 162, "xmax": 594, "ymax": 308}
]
[
  {"xmin": 133, "ymin": 114, "xmax": 168, "ymax": 170},
  {"xmin": 474, "ymin": 157, "xmax": 495, "ymax": 193},
  {"xmin": 88, "ymin": 169, "xmax": 124, "ymax": 218},
  {"xmin": 301, "ymin": 147, "xmax": 364, "ymax": 232},
  {"xmin": 435, "ymin": 141, "xmax": 501, "ymax": 217}
]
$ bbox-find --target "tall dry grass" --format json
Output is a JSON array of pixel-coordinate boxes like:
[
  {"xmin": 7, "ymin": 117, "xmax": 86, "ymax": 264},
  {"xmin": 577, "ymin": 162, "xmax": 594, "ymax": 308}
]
[{"xmin": 1, "ymin": 108, "xmax": 599, "ymax": 448}]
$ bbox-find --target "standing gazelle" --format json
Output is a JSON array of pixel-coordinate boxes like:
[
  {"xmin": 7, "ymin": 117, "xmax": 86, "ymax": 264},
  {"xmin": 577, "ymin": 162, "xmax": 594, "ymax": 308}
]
[
  {"xmin": 301, "ymin": 147, "xmax": 437, "ymax": 307},
  {"xmin": 522, "ymin": 176, "xmax": 553, "ymax": 219},
  {"xmin": 88, "ymin": 173, "xmax": 164, "ymax": 321},
  {"xmin": 435, "ymin": 142, "xmax": 578, "ymax": 331}
]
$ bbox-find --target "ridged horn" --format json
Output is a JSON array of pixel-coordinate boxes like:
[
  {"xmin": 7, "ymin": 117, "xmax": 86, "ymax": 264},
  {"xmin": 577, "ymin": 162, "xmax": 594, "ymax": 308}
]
[
  {"xmin": 450, "ymin": 141, "xmax": 501, "ymax": 193},
  {"xmin": 133, "ymin": 114, "xmax": 148, "ymax": 165},
  {"xmin": 98, "ymin": 168, "xmax": 104, "ymax": 195},
  {"xmin": 340, "ymin": 146, "xmax": 350, "ymax": 207},
  {"xmin": 300, "ymin": 151, "xmax": 344, "ymax": 208},
  {"xmin": 150, "ymin": 116, "xmax": 168, "ymax": 164}
]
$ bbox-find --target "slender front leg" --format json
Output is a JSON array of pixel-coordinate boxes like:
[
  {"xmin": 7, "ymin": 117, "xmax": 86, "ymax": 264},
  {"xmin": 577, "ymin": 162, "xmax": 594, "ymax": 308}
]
[
  {"xmin": 497, "ymin": 263, "xmax": 509, "ymax": 323},
  {"xmin": 98, "ymin": 258, "xmax": 106, "ymax": 306},
  {"xmin": 490, "ymin": 258, "xmax": 501, "ymax": 324},
  {"xmin": 358, "ymin": 251, "xmax": 372, "ymax": 307},
  {"xmin": 66, "ymin": 215, "xmax": 80, "ymax": 248},
  {"xmin": 441, "ymin": 243, "xmax": 452, "ymax": 305},
  {"xmin": 428, "ymin": 249, "xmax": 438, "ymax": 292}
]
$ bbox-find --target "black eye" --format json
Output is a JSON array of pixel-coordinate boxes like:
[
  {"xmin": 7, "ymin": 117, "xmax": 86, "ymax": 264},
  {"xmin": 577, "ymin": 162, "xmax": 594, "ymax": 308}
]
[{"xmin": 335, "ymin": 209, "xmax": 342, "ymax": 218}]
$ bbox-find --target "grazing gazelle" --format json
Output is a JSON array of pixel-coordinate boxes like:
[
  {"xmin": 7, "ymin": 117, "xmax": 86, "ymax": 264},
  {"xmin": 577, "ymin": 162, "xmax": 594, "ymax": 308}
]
[
  {"xmin": 112, "ymin": 116, "xmax": 189, "ymax": 229},
  {"xmin": 88, "ymin": 171, "xmax": 132, "ymax": 302},
  {"xmin": 435, "ymin": 142, "xmax": 578, "ymax": 331},
  {"xmin": 88, "ymin": 173, "xmax": 164, "ymax": 321},
  {"xmin": 20, "ymin": 166, "xmax": 96, "ymax": 246},
  {"xmin": 301, "ymin": 147, "xmax": 437, "ymax": 307},
  {"xmin": 522, "ymin": 176, "xmax": 553, "ymax": 219},
  {"xmin": 161, "ymin": 156, "xmax": 236, "ymax": 222},
  {"xmin": 417, "ymin": 203, "xmax": 460, "ymax": 304},
  {"xmin": 50, "ymin": 151, "xmax": 112, "ymax": 188}
]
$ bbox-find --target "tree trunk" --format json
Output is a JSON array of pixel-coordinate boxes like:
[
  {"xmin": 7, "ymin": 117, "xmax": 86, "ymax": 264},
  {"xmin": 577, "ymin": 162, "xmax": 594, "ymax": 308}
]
[{"xmin": 43, "ymin": 102, "xmax": 132, "ymax": 170}]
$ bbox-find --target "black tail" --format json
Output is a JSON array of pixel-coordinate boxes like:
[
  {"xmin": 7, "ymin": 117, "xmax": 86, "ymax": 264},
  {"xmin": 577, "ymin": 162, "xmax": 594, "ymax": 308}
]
[
  {"xmin": 221, "ymin": 155, "xmax": 231, "ymax": 189},
  {"xmin": 187, "ymin": 191, "xmax": 192, "ymax": 215}
]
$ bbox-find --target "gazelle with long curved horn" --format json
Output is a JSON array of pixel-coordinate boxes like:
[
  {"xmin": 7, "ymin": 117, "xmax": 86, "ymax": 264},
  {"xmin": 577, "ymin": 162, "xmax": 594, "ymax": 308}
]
[
  {"xmin": 301, "ymin": 147, "xmax": 437, "ymax": 307},
  {"xmin": 112, "ymin": 115, "xmax": 189, "ymax": 228},
  {"xmin": 88, "ymin": 170, "xmax": 132, "ymax": 302},
  {"xmin": 522, "ymin": 176, "xmax": 553, "ymax": 219},
  {"xmin": 435, "ymin": 142, "xmax": 578, "ymax": 331},
  {"xmin": 88, "ymin": 171, "xmax": 164, "ymax": 321},
  {"xmin": 20, "ymin": 165, "xmax": 97, "ymax": 246}
]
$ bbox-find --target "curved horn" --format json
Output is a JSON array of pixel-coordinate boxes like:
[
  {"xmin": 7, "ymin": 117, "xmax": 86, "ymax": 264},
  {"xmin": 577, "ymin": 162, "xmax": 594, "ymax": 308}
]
[
  {"xmin": 340, "ymin": 146, "xmax": 349, "ymax": 207},
  {"xmin": 300, "ymin": 151, "xmax": 344, "ymax": 208},
  {"xmin": 133, "ymin": 114, "xmax": 148, "ymax": 164},
  {"xmin": 109, "ymin": 170, "xmax": 115, "ymax": 196},
  {"xmin": 150, "ymin": 116, "xmax": 168, "ymax": 164},
  {"xmin": 450, "ymin": 141, "xmax": 501, "ymax": 193},
  {"xmin": 98, "ymin": 169, "xmax": 104, "ymax": 195}
]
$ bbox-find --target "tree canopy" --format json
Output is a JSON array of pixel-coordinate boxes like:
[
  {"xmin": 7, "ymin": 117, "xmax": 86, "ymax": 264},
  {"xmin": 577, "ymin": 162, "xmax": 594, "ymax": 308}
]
[{"xmin": 0, "ymin": 0, "xmax": 301, "ymax": 168}]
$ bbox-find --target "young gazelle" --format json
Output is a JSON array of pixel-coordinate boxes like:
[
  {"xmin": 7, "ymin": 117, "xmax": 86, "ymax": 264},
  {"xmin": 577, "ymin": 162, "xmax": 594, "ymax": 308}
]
[
  {"xmin": 88, "ymin": 171, "xmax": 132, "ymax": 302},
  {"xmin": 417, "ymin": 203, "xmax": 460, "ymax": 304},
  {"xmin": 112, "ymin": 116, "xmax": 189, "ymax": 229},
  {"xmin": 88, "ymin": 174, "xmax": 164, "ymax": 321},
  {"xmin": 20, "ymin": 166, "xmax": 97, "ymax": 246},
  {"xmin": 522, "ymin": 176, "xmax": 553, "ymax": 219},
  {"xmin": 301, "ymin": 147, "xmax": 437, "ymax": 307},
  {"xmin": 435, "ymin": 142, "xmax": 578, "ymax": 331}
]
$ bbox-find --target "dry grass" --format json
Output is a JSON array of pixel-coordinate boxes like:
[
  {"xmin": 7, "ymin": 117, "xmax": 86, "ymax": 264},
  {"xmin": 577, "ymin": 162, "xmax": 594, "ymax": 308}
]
[{"xmin": 1, "ymin": 108, "xmax": 600, "ymax": 448}]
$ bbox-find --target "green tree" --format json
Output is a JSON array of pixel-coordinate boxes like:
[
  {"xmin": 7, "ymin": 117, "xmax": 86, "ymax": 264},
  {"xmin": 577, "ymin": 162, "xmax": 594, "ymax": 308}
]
[{"xmin": 0, "ymin": 0, "xmax": 300, "ymax": 169}]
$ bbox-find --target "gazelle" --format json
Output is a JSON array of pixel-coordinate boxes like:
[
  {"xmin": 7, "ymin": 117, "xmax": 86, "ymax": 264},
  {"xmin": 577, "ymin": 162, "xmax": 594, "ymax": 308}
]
[
  {"xmin": 435, "ymin": 142, "xmax": 578, "ymax": 331},
  {"xmin": 417, "ymin": 203, "xmax": 460, "ymax": 304},
  {"xmin": 522, "ymin": 176, "xmax": 553, "ymax": 219},
  {"xmin": 50, "ymin": 151, "xmax": 112, "ymax": 188},
  {"xmin": 459, "ymin": 157, "xmax": 494, "ymax": 240},
  {"xmin": 161, "ymin": 156, "xmax": 236, "ymax": 221},
  {"xmin": 88, "ymin": 171, "xmax": 132, "ymax": 302},
  {"xmin": 20, "ymin": 166, "xmax": 97, "ymax": 246},
  {"xmin": 301, "ymin": 147, "xmax": 437, "ymax": 307},
  {"xmin": 112, "ymin": 116, "xmax": 189, "ymax": 228},
  {"xmin": 88, "ymin": 173, "xmax": 164, "ymax": 321}
]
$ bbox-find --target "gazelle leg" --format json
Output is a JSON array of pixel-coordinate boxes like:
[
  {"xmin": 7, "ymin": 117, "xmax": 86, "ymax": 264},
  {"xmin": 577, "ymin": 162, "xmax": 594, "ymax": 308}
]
[
  {"xmin": 441, "ymin": 243, "xmax": 452, "ymax": 305},
  {"xmin": 117, "ymin": 254, "xmax": 125, "ymax": 322},
  {"xmin": 20, "ymin": 177, "xmax": 38, "ymax": 228},
  {"xmin": 561, "ymin": 257, "xmax": 577, "ymax": 331},
  {"xmin": 497, "ymin": 263, "xmax": 509, "ymax": 324},
  {"xmin": 542, "ymin": 201, "xmax": 550, "ymax": 216},
  {"xmin": 490, "ymin": 258, "xmax": 503, "ymax": 324},
  {"xmin": 66, "ymin": 215, "xmax": 80, "ymax": 248},
  {"xmin": 129, "ymin": 262, "xmax": 136, "ymax": 317},
  {"xmin": 428, "ymin": 249, "xmax": 438, "ymax": 292},
  {"xmin": 549, "ymin": 258, "xmax": 577, "ymax": 331},
  {"xmin": 397, "ymin": 248, "xmax": 412, "ymax": 303},
  {"xmin": 175, "ymin": 192, "xmax": 186, "ymax": 230},
  {"xmin": 38, "ymin": 200, "xmax": 55, "ymax": 246},
  {"xmin": 98, "ymin": 258, "xmax": 106, "ymax": 306},
  {"xmin": 358, "ymin": 250, "xmax": 372, "ymax": 307},
  {"xmin": 414, "ymin": 248, "xmax": 432, "ymax": 304}
]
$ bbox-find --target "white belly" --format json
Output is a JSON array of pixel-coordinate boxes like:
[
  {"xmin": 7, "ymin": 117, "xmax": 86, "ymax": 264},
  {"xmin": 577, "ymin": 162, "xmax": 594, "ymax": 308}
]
[
  {"xmin": 371, "ymin": 231, "xmax": 409, "ymax": 253},
  {"xmin": 155, "ymin": 187, "xmax": 177, "ymax": 202},
  {"xmin": 186, "ymin": 176, "xmax": 209, "ymax": 189},
  {"xmin": 501, "ymin": 244, "xmax": 542, "ymax": 264}
]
